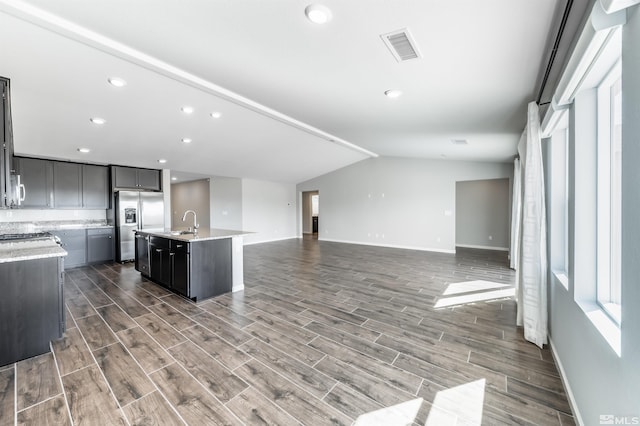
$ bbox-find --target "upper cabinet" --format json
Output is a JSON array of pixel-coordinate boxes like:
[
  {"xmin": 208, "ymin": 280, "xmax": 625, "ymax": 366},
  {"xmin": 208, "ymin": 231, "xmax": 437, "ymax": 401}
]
[
  {"xmin": 82, "ymin": 164, "xmax": 109, "ymax": 209},
  {"xmin": 14, "ymin": 157, "xmax": 109, "ymax": 209},
  {"xmin": 112, "ymin": 166, "xmax": 161, "ymax": 191},
  {"xmin": 53, "ymin": 161, "xmax": 81, "ymax": 208},
  {"xmin": 14, "ymin": 157, "xmax": 53, "ymax": 208}
]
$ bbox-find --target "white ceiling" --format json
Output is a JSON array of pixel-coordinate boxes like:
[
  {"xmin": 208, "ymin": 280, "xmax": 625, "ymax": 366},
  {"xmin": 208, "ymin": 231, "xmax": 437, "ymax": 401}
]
[{"xmin": 0, "ymin": 0, "xmax": 558, "ymax": 184}]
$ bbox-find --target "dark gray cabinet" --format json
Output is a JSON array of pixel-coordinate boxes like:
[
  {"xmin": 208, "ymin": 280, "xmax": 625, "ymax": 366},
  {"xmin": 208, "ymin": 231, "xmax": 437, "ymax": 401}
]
[
  {"xmin": 135, "ymin": 233, "xmax": 231, "ymax": 301},
  {"xmin": 0, "ymin": 256, "xmax": 64, "ymax": 366},
  {"xmin": 87, "ymin": 228, "xmax": 114, "ymax": 263},
  {"xmin": 137, "ymin": 169, "xmax": 161, "ymax": 191},
  {"xmin": 14, "ymin": 157, "xmax": 53, "ymax": 208},
  {"xmin": 149, "ymin": 236, "xmax": 171, "ymax": 287},
  {"xmin": 171, "ymin": 240, "xmax": 189, "ymax": 297},
  {"xmin": 51, "ymin": 229, "xmax": 86, "ymax": 268},
  {"xmin": 14, "ymin": 157, "xmax": 109, "ymax": 209},
  {"xmin": 1, "ymin": 77, "xmax": 14, "ymax": 209},
  {"xmin": 135, "ymin": 233, "xmax": 150, "ymax": 276},
  {"xmin": 53, "ymin": 161, "xmax": 81, "ymax": 208},
  {"xmin": 82, "ymin": 164, "xmax": 109, "ymax": 208},
  {"xmin": 113, "ymin": 166, "xmax": 161, "ymax": 191}
]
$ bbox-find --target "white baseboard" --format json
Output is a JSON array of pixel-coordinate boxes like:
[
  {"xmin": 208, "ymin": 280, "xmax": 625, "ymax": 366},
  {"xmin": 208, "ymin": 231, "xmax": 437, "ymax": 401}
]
[
  {"xmin": 549, "ymin": 338, "xmax": 584, "ymax": 426},
  {"xmin": 319, "ymin": 238, "xmax": 456, "ymax": 254},
  {"xmin": 243, "ymin": 236, "xmax": 298, "ymax": 246},
  {"xmin": 456, "ymin": 244, "xmax": 509, "ymax": 252}
]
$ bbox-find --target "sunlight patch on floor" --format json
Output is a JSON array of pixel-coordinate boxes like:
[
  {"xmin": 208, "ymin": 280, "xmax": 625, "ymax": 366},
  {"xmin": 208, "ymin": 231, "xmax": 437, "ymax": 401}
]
[
  {"xmin": 425, "ymin": 379, "xmax": 486, "ymax": 426},
  {"xmin": 442, "ymin": 280, "xmax": 511, "ymax": 296},
  {"xmin": 354, "ymin": 398, "xmax": 423, "ymax": 426},
  {"xmin": 435, "ymin": 280, "xmax": 515, "ymax": 309}
]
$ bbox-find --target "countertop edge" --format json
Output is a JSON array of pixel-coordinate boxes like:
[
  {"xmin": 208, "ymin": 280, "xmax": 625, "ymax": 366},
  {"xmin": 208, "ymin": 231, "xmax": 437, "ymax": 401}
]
[
  {"xmin": 0, "ymin": 246, "xmax": 67, "ymax": 264},
  {"xmin": 136, "ymin": 228, "xmax": 251, "ymax": 242}
]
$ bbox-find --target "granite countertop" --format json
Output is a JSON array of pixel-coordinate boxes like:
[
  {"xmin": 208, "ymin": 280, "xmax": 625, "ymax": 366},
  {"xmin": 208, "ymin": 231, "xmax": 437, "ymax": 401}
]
[
  {"xmin": 0, "ymin": 239, "xmax": 67, "ymax": 264},
  {"xmin": 136, "ymin": 228, "xmax": 251, "ymax": 242},
  {"xmin": 0, "ymin": 220, "xmax": 113, "ymax": 234}
]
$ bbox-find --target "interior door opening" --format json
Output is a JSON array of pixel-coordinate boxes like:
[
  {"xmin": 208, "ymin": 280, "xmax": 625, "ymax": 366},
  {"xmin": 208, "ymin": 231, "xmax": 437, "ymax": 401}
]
[{"xmin": 302, "ymin": 190, "xmax": 319, "ymax": 240}]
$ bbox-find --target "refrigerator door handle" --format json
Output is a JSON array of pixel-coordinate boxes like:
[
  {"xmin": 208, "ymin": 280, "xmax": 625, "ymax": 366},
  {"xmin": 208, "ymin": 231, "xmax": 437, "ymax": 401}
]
[{"xmin": 17, "ymin": 175, "xmax": 25, "ymax": 205}]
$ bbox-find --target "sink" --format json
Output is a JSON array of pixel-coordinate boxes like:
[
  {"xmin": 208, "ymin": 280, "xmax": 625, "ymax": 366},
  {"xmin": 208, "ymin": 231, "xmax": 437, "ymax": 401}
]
[{"xmin": 169, "ymin": 230, "xmax": 194, "ymax": 236}]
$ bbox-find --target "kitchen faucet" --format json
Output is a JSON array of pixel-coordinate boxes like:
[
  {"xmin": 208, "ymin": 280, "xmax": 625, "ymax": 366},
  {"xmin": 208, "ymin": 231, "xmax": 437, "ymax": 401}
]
[{"xmin": 182, "ymin": 210, "xmax": 199, "ymax": 233}]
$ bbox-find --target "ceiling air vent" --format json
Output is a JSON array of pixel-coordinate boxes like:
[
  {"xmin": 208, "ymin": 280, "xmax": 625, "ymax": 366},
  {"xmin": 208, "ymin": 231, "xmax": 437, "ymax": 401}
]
[
  {"xmin": 451, "ymin": 139, "xmax": 469, "ymax": 145},
  {"xmin": 381, "ymin": 28, "xmax": 421, "ymax": 62}
]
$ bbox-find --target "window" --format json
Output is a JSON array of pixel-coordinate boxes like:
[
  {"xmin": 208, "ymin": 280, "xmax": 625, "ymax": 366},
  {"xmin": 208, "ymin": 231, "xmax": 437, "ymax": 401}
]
[
  {"xmin": 549, "ymin": 116, "xmax": 569, "ymax": 288},
  {"xmin": 596, "ymin": 62, "xmax": 622, "ymax": 325},
  {"xmin": 311, "ymin": 194, "xmax": 319, "ymax": 216}
]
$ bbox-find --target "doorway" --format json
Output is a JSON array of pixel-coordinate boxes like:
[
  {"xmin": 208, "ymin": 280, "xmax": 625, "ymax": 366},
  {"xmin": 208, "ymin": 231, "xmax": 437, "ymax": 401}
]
[
  {"xmin": 302, "ymin": 190, "xmax": 319, "ymax": 239},
  {"xmin": 455, "ymin": 178, "xmax": 510, "ymax": 251}
]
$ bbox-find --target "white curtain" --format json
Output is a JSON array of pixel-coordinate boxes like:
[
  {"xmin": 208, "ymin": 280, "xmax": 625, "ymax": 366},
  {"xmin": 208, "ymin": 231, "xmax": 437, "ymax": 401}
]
[
  {"xmin": 509, "ymin": 150, "xmax": 522, "ymax": 270},
  {"xmin": 515, "ymin": 102, "xmax": 548, "ymax": 348}
]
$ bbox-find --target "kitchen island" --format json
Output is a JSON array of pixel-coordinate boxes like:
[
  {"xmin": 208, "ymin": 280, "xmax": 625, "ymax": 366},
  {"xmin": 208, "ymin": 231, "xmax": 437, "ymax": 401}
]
[
  {"xmin": 0, "ymin": 235, "xmax": 66, "ymax": 366},
  {"xmin": 134, "ymin": 228, "xmax": 248, "ymax": 301}
]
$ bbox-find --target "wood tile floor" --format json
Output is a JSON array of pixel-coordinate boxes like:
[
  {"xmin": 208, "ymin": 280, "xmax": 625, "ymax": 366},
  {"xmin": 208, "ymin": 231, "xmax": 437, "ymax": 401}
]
[{"xmin": 0, "ymin": 239, "xmax": 575, "ymax": 425}]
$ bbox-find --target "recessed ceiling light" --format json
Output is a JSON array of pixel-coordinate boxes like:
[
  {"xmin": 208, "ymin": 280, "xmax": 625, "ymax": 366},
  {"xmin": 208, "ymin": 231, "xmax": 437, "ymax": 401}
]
[
  {"xmin": 158, "ymin": 159, "xmax": 167, "ymax": 164},
  {"xmin": 90, "ymin": 117, "xmax": 106, "ymax": 124},
  {"xmin": 171, "ymin": 177, "xmax": 178, "ymax": 181},
  {"xmin": 77, "ymin": 148, "xmax": 90, "ymax": 153},
  {"xmin": 107, "ymin": 77, "xmax": 126, "ymax": 87},
  {"xmin": 181, "ymin": 106, "xmax": 194, "ymax": 114},
  {"xmin": 305, "ymin": 4, "xmax": 332, "ymax": 24},
  {"xmin": 384, "ymin": 90, "xmax": 403, "ymax": 98},
  {"xmin": 210, "ymin": 111, "xmax": 222, "ymax": 119},
  {"xmin": 181, "ymin": 138, "xmax": 192, "ymax": 144}
]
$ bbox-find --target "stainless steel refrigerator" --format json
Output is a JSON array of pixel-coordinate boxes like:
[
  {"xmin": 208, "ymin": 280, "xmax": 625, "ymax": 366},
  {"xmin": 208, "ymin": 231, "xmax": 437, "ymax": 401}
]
[{"xmin": 115, "ymin": 191, "xmax": 164, "ymax": 262}]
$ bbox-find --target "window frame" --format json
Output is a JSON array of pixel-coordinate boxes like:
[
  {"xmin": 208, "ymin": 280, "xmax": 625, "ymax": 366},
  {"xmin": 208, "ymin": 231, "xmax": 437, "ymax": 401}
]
[{"xmin": 596, "ymin": 60, "xmax": 622, "ymax": 326}]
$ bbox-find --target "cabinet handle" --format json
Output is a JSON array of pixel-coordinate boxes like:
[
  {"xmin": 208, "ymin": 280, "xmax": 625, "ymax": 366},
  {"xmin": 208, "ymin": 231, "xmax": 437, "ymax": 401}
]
[
  {"xmin": 176, "ymin": 244, "xmax": 183, "ymax": 248},
  {"xmin": 170, "ymin": 253, "xmax": 175, "ymax": 256},
  {"xmin": 155, "ymin": 249, "xmax": 162, "ymax": 253}
]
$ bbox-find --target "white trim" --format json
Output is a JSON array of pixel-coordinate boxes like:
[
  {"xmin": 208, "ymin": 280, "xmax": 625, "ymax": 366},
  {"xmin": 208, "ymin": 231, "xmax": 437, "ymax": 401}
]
[
  {"xmin": 599, "ymin": 0, "xmax": 640, "ymax": 14},
  {"xmin": 576, "ymin": 300, "xmax": 621, "ymax": 356},
  {"xmin": 319, "ymin": 238, "xmax": 456, "ymax": 254},
  {"xmin": 243, "ymin": 236, "xmax": 298, "ymax": 246},
  {"xmin": 455, "ymin": 244, "xmax": 509, "ymax": 252},
  {"xmin": 0, "ymin": 0, "xmax": 378, "ymax": 159},
  {"xmin": 541, "ymin": 99, "xmax": 569, "ymax": 138},
  {"xmin": 231, "ymin": 236, "xmax": 244, "ymax": 292},
  {"xmin": 549, "ymin": 339, "xmax": 585, "ymax": 426},
  {"xmin": 552, "ymin": 2, "xmax": 625, "ymax": 107}
]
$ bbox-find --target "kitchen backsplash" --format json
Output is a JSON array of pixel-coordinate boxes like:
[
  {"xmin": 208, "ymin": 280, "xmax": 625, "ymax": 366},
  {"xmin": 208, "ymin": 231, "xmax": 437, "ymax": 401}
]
[{"xmin": 0, "ymin": 209, "xmax": 107, "ymax": 223}]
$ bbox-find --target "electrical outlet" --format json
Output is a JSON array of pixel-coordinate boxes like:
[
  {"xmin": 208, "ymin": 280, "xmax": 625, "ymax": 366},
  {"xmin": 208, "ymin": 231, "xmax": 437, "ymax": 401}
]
[
  {"xmin": 437, "ymin": 237, "xmax": 441, "ymax": 242},
  {"xmin": 488, "ymin": 235, "xmax": 493, "ymax": 240}
]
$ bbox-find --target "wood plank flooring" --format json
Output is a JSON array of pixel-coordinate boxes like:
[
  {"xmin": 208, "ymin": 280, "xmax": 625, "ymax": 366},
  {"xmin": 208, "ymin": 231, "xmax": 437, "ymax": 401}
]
[{"xmin": 0, "ymin": 238, "xmax": 575, "ymax": 425}]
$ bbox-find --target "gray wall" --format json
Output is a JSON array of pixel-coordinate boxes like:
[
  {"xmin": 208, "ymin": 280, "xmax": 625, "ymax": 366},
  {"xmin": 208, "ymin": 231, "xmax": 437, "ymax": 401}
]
[
  {"xmin": 545, "ymin": 6, "xmax": 640, "ymax": 423},
  {"xmin": 210, "ymin": 176, "xmax": 243, "ymax": 230},
  {"xmin": 242, "ymin": 178, "xmax": 297, "ymax": 244},
  {"xmin": 455, "ymin": 178, "xmax": 510, "ymax": 250},
  {"xmin": 297, "ymin": 157, "xmax": 512, "ymax": 252},
  {"xmin": 170, "ymin": 179, "xmax": 210, "ymax": 230}
]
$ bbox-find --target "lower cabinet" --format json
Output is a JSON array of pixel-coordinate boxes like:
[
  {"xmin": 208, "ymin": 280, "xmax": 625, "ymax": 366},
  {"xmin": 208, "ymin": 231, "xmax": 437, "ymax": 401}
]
[
  {"xmin": 50, "ymin": 229, "xmax": 86, "ymax": 268},
  {"xmin": 135, "ymin": 233, "xmax": 150, "ymax": 276},
  {"xmin": 49, "ymin": 227, "xmax": 115, "ymax": 269},
  {"xmin": 136, "ymin": 234, "xmax": 231, "ymax": 301},
  {"xmin": 87, "ymin": 228, "xmax": 114, "ymax": 264},
  {"xmin": 0, "ymin": 257, "xmax": 64, "ymax": 366},
  {"xmin": 171, "ymin": 241, "xmax": 190, "ymax": 297},
  {"xmin": 149, "ymin": 236, "xmax": 171, "ymax": 287}
]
